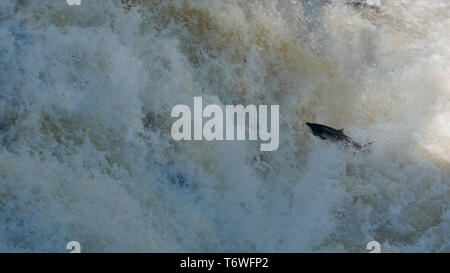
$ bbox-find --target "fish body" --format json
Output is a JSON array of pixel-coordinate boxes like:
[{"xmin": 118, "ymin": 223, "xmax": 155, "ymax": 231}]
[{"xmin": 305, "ymin": 122, "xmax": 372, "ymax": 152}]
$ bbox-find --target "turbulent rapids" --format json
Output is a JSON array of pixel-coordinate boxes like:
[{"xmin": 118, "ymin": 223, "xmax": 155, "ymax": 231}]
[{"xmin": 0, "ymin": 0, "xmax": 449, "ymax": 252}]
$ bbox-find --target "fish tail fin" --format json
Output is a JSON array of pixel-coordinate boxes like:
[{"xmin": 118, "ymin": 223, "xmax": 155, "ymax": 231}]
[{"xmin": 362, "ymin": 142, "xmax": 374, "ymax": 152}]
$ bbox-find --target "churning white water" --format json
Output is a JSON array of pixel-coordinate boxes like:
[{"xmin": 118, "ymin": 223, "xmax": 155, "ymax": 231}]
[{"xmin": 0, "ymin": 0, "xmax": 449, "ymax": 252}]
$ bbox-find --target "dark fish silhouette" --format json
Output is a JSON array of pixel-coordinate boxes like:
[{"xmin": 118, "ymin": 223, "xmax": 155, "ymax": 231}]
[{"xmin": 306, "ymin": 122, "xmax": 372, "ymax": 152}]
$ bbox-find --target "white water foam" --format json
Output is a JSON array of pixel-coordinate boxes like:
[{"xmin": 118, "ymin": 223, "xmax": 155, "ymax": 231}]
[{"xmin": 0, "ymin": 0, "xmax": 449, "ymax": 252}]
